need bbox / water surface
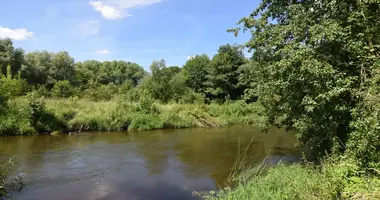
[0,125,298,200]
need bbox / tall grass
[0,157,24,199]
[43,98,263,133]
[1,97,263,135]
[201,154,380,200]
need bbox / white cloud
[187,56,195,60]
[0,26,34,40]
[78,20,100,35]
[96,49,111,54]
[89,0,163,20]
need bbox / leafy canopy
[231,0,380,160]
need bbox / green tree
[143,59,182,103]
[0,38,24,75]
[23,51,75,87]
[207,44,246,102]
[74,60,103,87]
[51,51,75,83]
[232,0,380,160]
[238,61,259,103]
[183,54,211,94]
[23,51,53,85]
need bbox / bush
[82,84,118,100]
[0,93,63,135]
[32,85,51,98]
[0,66,27,100]
[52,80,75,98]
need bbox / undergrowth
[40,98,263,133]
[201,155,380,200]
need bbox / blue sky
[0,0,259,69]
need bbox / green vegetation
[0,158,24,198]
[1,0,380,198]
[202,0,380,199]
[0,38,257,136]
[203,161,380,200]
[48,99,263,132]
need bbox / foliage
[237,61,259,103]
[183,54,211,94]
[23,51,75,87]
[203,164,337,200]
[142,59,184,103]
[0,38,24,75]
[206,44,247,101]
[348,62,380,169]
[82,83,119,101]
[0,93,63,135]
[231,0,380,160]
[0,65,26,100]
[42,99,262,134]
[0,157,24,198]
[0,38,255,104]
[52,80,75,98]
[75,60,146,87]
[204,154,380,200]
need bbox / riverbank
[0,96,264,136]
[202,157,380,200]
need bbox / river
[0,125,298,200]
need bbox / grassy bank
[0,96,264,135]
[46,98,264,132]
[202,157,380,200]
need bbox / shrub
[82,84,118,101]
[0,66,27,100]
[52,80,75,98]
[0,93,63,135]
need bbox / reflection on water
[0,125,298,200]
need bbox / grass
[0,95,264,135]
[201,156,380,200]
[43,98,264,133]
[202,164,336,200]
[0,157,24,198]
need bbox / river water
[0,125,298,200]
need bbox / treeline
[0,38,255,103]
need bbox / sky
[0,0,259,69]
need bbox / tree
[183,54,211,94]
[232,0,380,160]
[23,51,75,87]
[207,44,246,102]
[237,61,259,103]
[139,59,184,103]
[23,51,53,85]
[74,60,103,87]
[0,38,24,75]
[51,51,75,83]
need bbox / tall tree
[207,44,246,101]
[51,51,75,83]
[0,38,24,75]
[141,59,184,103]
[183,54,211,95]
[232,0,380,159]
[23,51,53,85]
[237,61,259,103]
